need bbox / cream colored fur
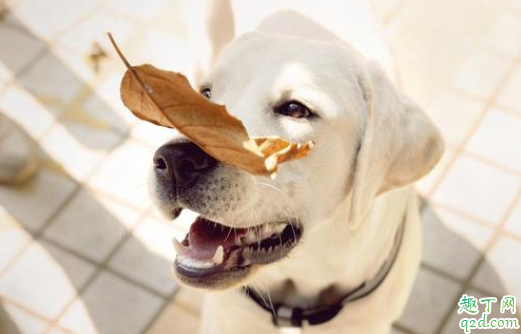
[172,1,444,333]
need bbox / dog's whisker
[262,280,276,316]
[250,282,276,316]
[255,181,284,194]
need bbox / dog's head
[149,12,443,290]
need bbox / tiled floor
[0,0,520,334]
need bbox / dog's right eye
[201,88,212,99]
[274,101,316,119]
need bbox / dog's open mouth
[172,213,302,287]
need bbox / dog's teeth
[172,238,184,254]
[275,224,286,233]
[245,233,256,243]
[212,245,224,265]
[261,225,273,238]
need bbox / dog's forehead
[211,32,367,122]
[214,32,351,81]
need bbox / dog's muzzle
[152,141,303,289]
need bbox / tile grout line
[37,234,173,299]
[0,180,82,280]
[451,87,521,122]
[3,2,179,332]
[37,209,151,334]
[0,121,118,282]
[429,201,511,230]
[0,120,153,329]
[424,48,521,200]
[419,261,517,300]
[458,150,521,178]
[34,135,162,333]
[431,47,521,334]
[0,0,150,284]
[2,3,520,334]
[435,185,521,334]
[0,2,128,143]
[136,290,181,334]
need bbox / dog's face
[149,32,443,289]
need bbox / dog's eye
[274,101,315,119]
[201,88,212,99]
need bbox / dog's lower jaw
[175,262,253,290]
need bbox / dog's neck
[249,186,414,308]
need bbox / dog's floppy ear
[190,0,235,82]
[348,61,444,229]
[205,0,235,62]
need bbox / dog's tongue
[184,218,247,260]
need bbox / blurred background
[0,0,520,333]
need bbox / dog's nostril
[180,159,195,171]
[154,157,167,170]
[153,142,217,187]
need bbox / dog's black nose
[153,142,217,188]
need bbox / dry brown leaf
[108,33,313,178]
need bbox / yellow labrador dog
[149,1,444,333]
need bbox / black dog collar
[243,215,406,328]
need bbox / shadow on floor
[0,9,130,149]
[0,303,21,334]
[0,7,175,334]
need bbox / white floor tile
[0,63,11,88]
[17,51,88,117]
[80,89,134,135]
[104,0,171,21]
[88,139,154,209]
[466,109,521,172]
[422,206,494,280]
[0,207,31,273]
[37,239,97,290]
[453,50,510,99]
[498,65,521,115]
[173,287,204,314]
[13,0,101,41]
[506,0,521,11]
[43,189,142,263]
[39,122,122,182]
[432,155,521,226]
[472,234,521,299]
[57,8,134,56]
[397,267,461,334]
[0,168,77,232]
[59,271,164,334]
[109,216,180,296]
[482,11,521,59]
[126,28,192,71]
[504,197,521,238]
[0,241,95,319]
[427,91,483,147]
[84,70,138,134]
[145,301,199,334]
[0,84,56,138]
